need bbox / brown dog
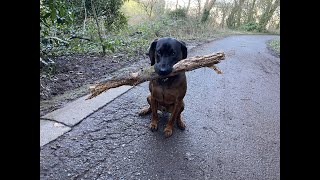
[139,37,188,137]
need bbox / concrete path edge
[40,85,133,147]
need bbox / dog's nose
[159,68,171,75]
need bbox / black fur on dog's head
[146,37,187,76]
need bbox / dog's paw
[164,127,173,137]
[150,122,158,131]
[177,119,186,130]
[138,106,151,116]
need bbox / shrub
[167,8,187,20]
[240,22,259,32]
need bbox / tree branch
[87,52,225,100]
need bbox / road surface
[40,35,280,180]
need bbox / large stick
[87,52,225,100]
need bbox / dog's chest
[152,84,178,104]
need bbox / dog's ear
[147,38,158,66]
[179,40,187,59]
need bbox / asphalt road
[40,35,280,180]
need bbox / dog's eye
[157,51,161,55]
[171,52,175,55]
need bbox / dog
[139,37,188,137]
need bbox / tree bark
[196,0,202,17]
[236,0,246,27]
[91,0,106,55]
[246,0,256,23]
[227,0,246,28]
[258,0,280,32]
[201,0,217,23]
[186,0,191,13]
[87,52,225,99]
[276,19,280,29]
[226,0,238,29]
[82,0,87,33]
[218,2,229,28]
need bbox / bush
[267,38,280,55]
[40,0,129,58]
[167,8,187,19]
[240,22,259,32]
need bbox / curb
[40,85,133,147]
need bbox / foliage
[40,0,75,60]
[40,0,280,64]
[65,0,127,30]
[40,0,129,59]
[167,8,187,19]
[239,22,259,31]
[40,0,75,30]
[267,38,280,55]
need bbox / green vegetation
[40,0,280,64]
[267,38,280,56]
[240,22,259,32]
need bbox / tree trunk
[226,0,238,29]
[201,0,217,23]
[246,0,256,23]
[236,0,245,27]
[82,0,87,33]
[196,0,202,17]
[218,2,229,28]
[276,20,280,29]
[186,0,191,13]
[204,0,209,8]
[258,0,280,32]
[91,0,105,55]
[227,0,246,28]
[220,9,227,28]
[87,52,226,99]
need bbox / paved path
[40,35,280,180]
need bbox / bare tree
[276,20,280,29]
[186,0,191,13]
[135,0,158,18]
[82,0,87,33]
[217,1,232,28]
[226,0,246,29]
[275,8,280,29]
[258,0,280,31]
[91,0,105,55]
[226,0,238,29]
[201,0,217,23]
[236,0,246,27]
[246,0,257,23]
[196,0,202,17]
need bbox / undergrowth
[267,38,280,56]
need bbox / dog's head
[147,37,187,76]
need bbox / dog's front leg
[150,96,158,131]
[164,100,183,137]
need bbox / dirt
[40,40,206,117]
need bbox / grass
[267,38,280,56]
